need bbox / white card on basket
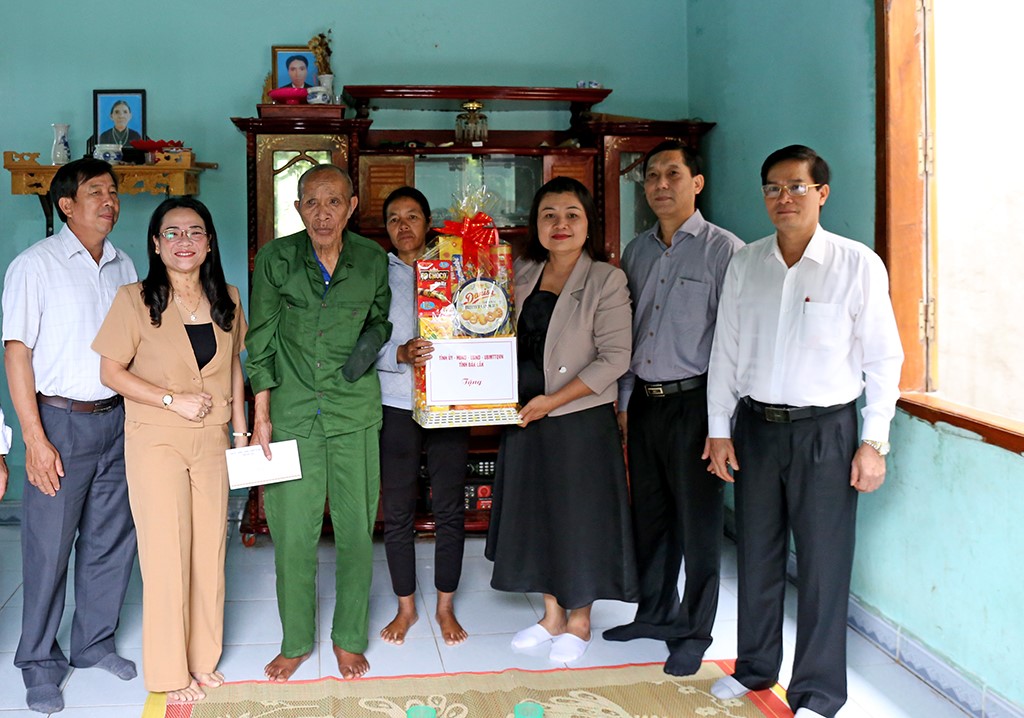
[226,439,302,489]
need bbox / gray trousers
[15,401,136,688]
[731,399,859,718]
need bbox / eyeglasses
[160,228,208,242]
[761,183,823,199]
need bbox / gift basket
[412,188,522,428]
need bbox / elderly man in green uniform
[246,163,391,681]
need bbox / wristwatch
[162,393,174,409]
[862,439,890,456]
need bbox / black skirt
[485,403,639,609]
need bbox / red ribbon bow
[439,212,499,261]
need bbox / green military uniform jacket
[246,229,392,438]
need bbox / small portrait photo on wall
[94,89,146,146]
[273,47,318,89]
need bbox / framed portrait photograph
[93,89,146,146]
[272,46,318,89]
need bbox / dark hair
[285,54,308,70]
[642,139,702,177]
[760,144,830,186]
[525,176,605,263]
[50,158,118,223]
[382,186,431,224]
[297,163,352,201]
[109,100,130,116]
[141,197,236,332]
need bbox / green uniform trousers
[263,417,381,657]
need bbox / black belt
[639,374,707,398]
[38,393,123,414]
[742,396,852,423]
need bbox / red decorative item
[268,87,308,105]
[129,140,184,152]
[438,212,499,275]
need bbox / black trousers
[15,402,137,688]
[732,399,859,718]
[379,406,470,596]
[626,384,722,655]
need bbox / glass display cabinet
[230,87,715,542]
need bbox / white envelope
[226,439,302,490]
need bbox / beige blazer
[514,254,632,417]
[92,283,247,427]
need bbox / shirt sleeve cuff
[708,414,733,439]
[376,344,405,374]
[617,373,635,410]
[860,415,892,444]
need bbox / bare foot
[436,610,468,645]
[539,594,568,637]
[191,670,225,688]
[380,595,418,645]
[166,679,205,703]
[333,645,370,679]
[264,652,311,682]
[566,605,593,641]
[436,592,467,646]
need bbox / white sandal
[511,623,555,650]
[549,633,590,662]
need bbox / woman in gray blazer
[486,177,638,664]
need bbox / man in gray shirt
[604,140,743,676]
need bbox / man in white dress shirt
[3,158,139,714]
[705,145,903,718]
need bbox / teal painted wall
[687,0,1024,706]
[0,0,690,500]
[686,0,876,246]
[860,412,1024,704]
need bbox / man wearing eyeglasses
[604,140,743,677]
[704,145,903,718]
[3,158,139,714]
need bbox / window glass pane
[933,4,1024,421]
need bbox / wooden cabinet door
[254,134,349,251]
[357,156,415,230]
[543,154,595,194]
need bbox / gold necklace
[173,291,201,322]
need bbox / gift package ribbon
[438,212,499,260]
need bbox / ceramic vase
[51,123,71,165]
[319,74,334,99]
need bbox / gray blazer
[514,254,632,417]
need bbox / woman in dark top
[93,197,247,703]
[486,177,637,664]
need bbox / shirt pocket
[668,278,712,329]
[798,301,849,350]
[277,293,314,345]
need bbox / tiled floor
[0,517,969,717]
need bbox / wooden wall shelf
[4,151,217,236]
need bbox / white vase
[51,123,71,165]
[319,74,334,98]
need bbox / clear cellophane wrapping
[412,195,521,428]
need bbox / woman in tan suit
[486,177,638,664]
[92,197,247,703]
